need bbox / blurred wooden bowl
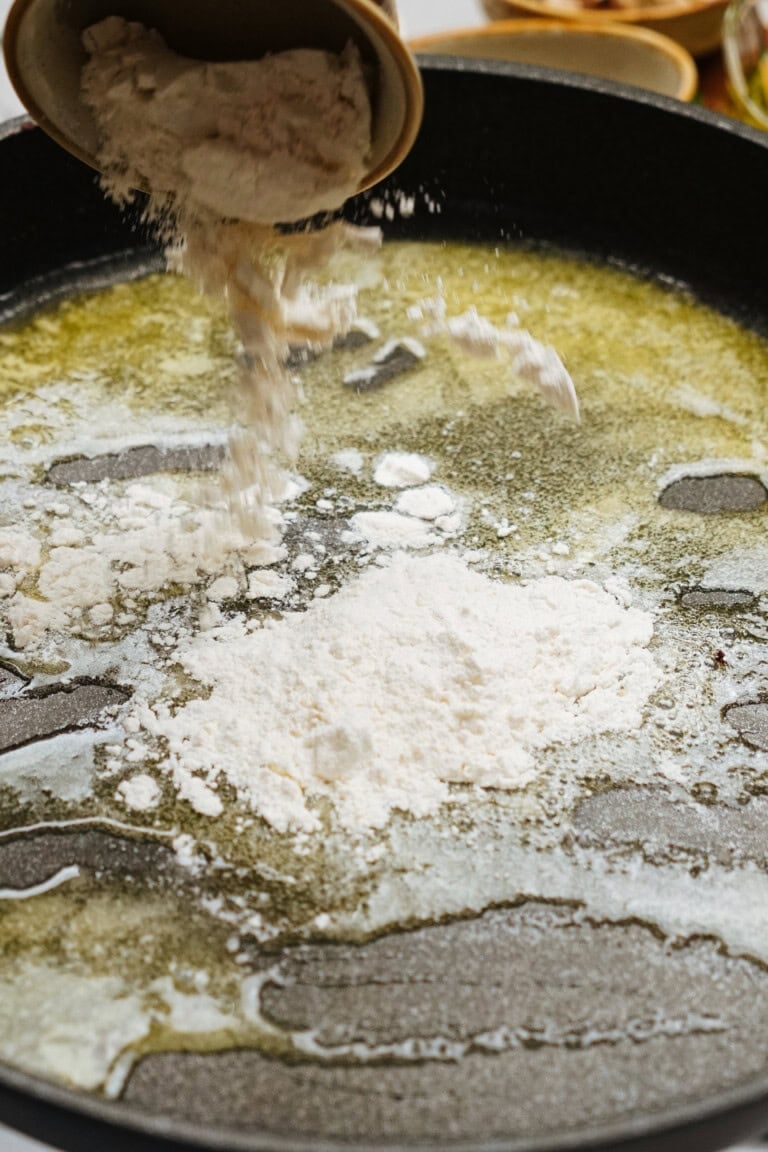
[411,20,698,100]
[480,0,727,56]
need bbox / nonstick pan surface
[0,60,768,1152]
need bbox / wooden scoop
[2,0,423,196]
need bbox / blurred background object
[482,0,728,56]
[410,19,698,98]
[723,0,768,124]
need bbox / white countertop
[0,0,763,1150]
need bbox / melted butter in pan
[0,242,766,1133]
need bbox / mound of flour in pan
[137,552,661,832]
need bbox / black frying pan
[1,59,768,1152]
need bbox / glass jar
[723,0,768,128]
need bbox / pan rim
[2,1045,768,1152]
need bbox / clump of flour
[373,451,434,488]
[116,774,160,811]
[80,17,379,533]
[5,478,289,649]
[411,295,580,420]
[136,552,661,833]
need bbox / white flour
[81,18,380,533]
[349,510,442,549]
[7,479,275,649]
[332,448,365,476]
[395,485,456,520]
[115,774,160,811]
[138,552,660,833]
[412,296,580,420]
[373,451,434,488]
